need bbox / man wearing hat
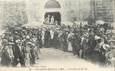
[12,34,25,67]
[25,42,36,65]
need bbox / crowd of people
[0,22,114,67]
[0,27,41,67]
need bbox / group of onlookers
[0,23,113,67]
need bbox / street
[0,48,114,71]
[32,48,114,71]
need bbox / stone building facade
[0,0,114,27]
[90,0,115,23]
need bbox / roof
[45,0,61,9]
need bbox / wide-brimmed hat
[26,42,35,46]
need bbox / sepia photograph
[0,0,114,71]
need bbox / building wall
[0,0,28,29]
[0,2,4,28]
[26,0,91,23]
[0,0,91,26]
[0,0,114,27]
[113,0,115,22]
[90,0,115,23]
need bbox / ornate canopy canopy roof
[45,0,61,9]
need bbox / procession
[0,17,114,67]
[0,0,114,69]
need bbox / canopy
[96,20,105,25]
[22,21,44,28]
[62,21,73,26]
[45,0,61,9]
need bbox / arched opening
[44,0,61,25]
[44,12,61,25]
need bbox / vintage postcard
[0,0,114,71]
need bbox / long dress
[1,46,12,66]
[67,33,74,52]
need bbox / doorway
[44,12,61,25]
[44,0,61,25]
